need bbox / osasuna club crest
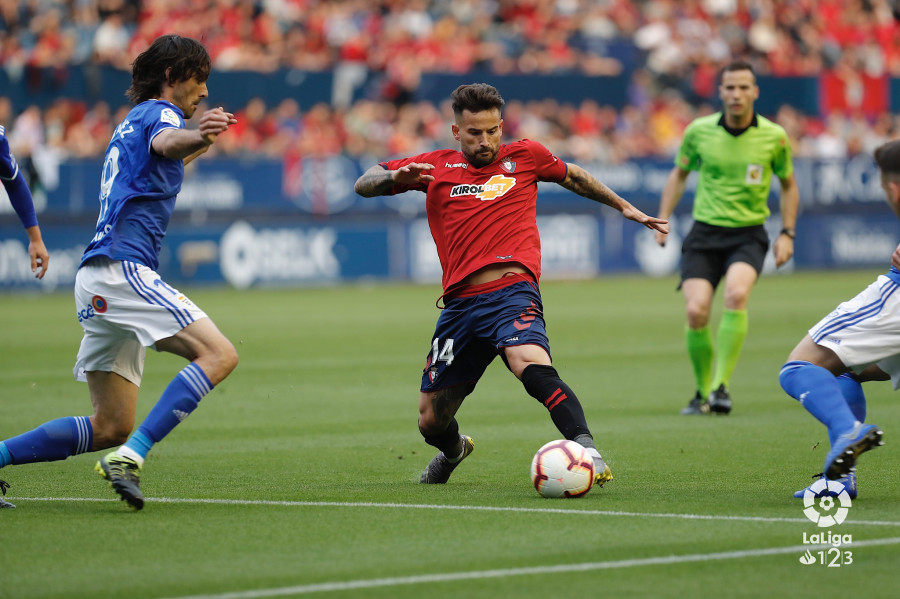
[501,158,516,173]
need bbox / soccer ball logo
[802,478,852,527]
[530,440,594,498]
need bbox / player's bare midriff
[461,262,530,286]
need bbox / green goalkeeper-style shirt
[674,112,793,228]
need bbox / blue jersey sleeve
[145,104,185,153]
[0,126,39,229]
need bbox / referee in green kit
[655,60,799,416]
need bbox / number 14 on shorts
[432,338,455,366]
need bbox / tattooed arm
[560,163,669,234]
[354,162,435,197]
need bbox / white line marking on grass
[15,496,900,527]
[158,537,900,599]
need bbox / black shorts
[679,222,769,289]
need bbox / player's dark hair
[720,60,756,83]
[451,83,505,116]
[126,35,211,104]
[874,139,900,177]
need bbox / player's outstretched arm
[1,134,49,278]
[892,243,900,271]
[560,163,668,234]
[154,107,237,164]
[354,163,434,197]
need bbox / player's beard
[465,146,498,168]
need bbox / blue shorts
[421,280,551,392]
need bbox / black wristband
[780,228,795,239]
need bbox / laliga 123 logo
[799,478,854,567]
[802,478,852,527]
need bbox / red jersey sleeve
[379,151,443,194]
[522,139,568,183]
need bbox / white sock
[116,446,145,467]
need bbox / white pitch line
[13,495,900,527]
[158,537,900,599]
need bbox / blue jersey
[0,124,18,179]
[80,100,187,270]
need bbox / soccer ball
[530,439,595,498]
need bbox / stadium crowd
[3,1,899,77]
[1,0,899,164]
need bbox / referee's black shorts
[679,221,769,289]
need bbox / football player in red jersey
[355,83,668,486]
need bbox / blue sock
[780,361,858,445]
[0,416,93,466]
[836,372,866,422]
[0,442,12,468]
[124,363,212,459]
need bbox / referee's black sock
[520,364,591,440]
[420,417,463,458]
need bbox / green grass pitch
[1,270,898,598]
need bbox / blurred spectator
[813,114,850,159]
[8,105,54,197]
[266,97,303,157]
[65,100,113,158]
[328,2,374,109]
[216,96,277,155]
[92,10,131,68]
[28,8,72,69]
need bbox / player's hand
[621,204,668,234]
[892,242,900,271]
[29,239,49,279]
[198,107,237,145]
[393,163,435,185]
[654,229,668,246]
[773,235,794,267]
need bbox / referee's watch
[780,228,796,239]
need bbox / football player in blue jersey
[0,35,238,510]
[779,140,900,500]
[0,124,49,280]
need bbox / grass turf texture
[1,271,898,598]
